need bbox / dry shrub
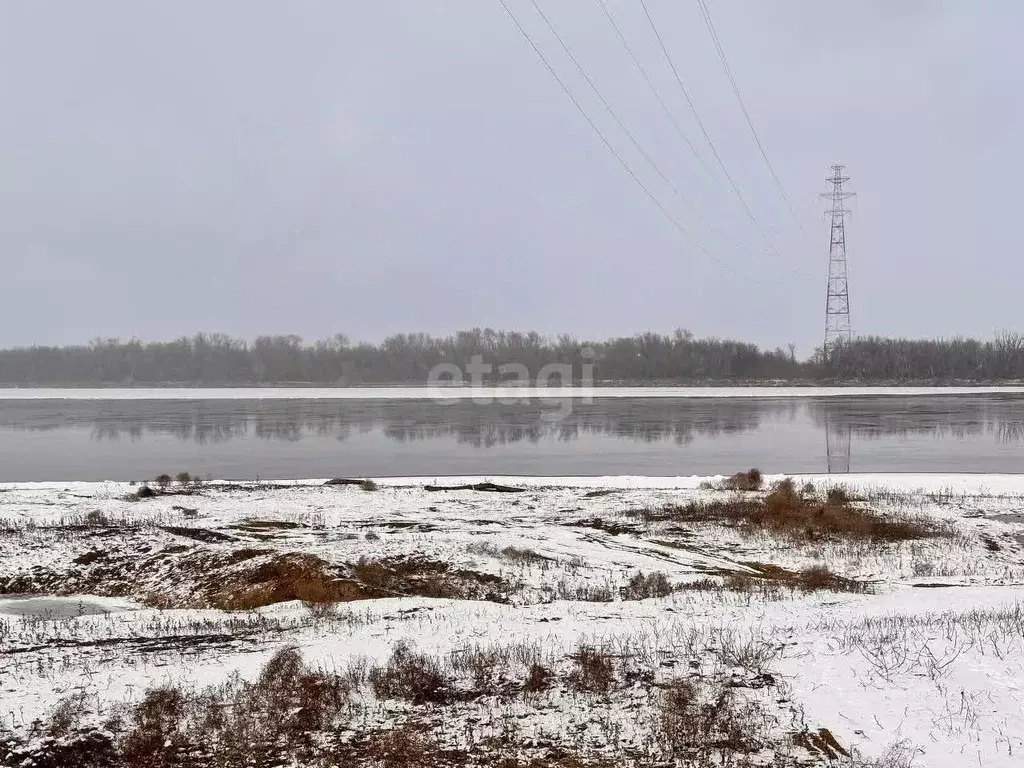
[369,640,451,705]
[553,579,614,602]
[568,646,614,693]
[722,468,763,491]
[175,471,192,485]
[119,687,189,767]
[0,729,117,768]
[523,662,553,694]
[132,485,158,500]
[336,725,450,768]
[216,647,348,759]
[673,577,727,593]
[450,645,502,691]
[658,679,764,762]
[648,477,946,543]
[622,571,672,600]
[47,694,88,738]
[826,486,852,505]
[5,650,350,768]
[119,647,348,767]
[499,545,549,565]
[85,509,110,527]
[154,474,172,489]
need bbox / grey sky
[1,1,1021,354]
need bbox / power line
[636,0,787,262]
[496,0,745,277]
[694,0,807,233]
[595,0,713,179]
[526,0,743,253]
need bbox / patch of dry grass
[721,468,764,492]
[351,556,507,601]
[675,562,868,595]
[209,553,360,610]
[568,645,615,694]
[369,640,452,705]
[658,678,766,761]
[468,542,551,566]
[639,478,948,543]
[621,571,672,600]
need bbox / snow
[2,474,1024,765]
[3,385,1024,400]
[6,472,1024,495]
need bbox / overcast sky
[1,1,1021,354]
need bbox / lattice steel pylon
[821,165,855,359]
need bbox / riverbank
[2,474,1023,766]
[4,384,1024,399]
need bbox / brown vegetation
[0,648,349,768]
[324,477,378,491]
[85,509,110,527]
[727,563,868,594]
[568,645,615,694]
[638,478,947,543]
[209,553,360,611]
[621,571,672,600]
[369,640,452,705]
[675,562,867,596]
[14,540,511,611]
[351,555,506,602]
[657,679,765,762]
[0,637,861,768]
[523,662,553,694]
[720,468,763,492]
[468,542,551,566]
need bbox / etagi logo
[425,352,597,421]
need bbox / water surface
[0,595,137,618]
[1,394,1023,481]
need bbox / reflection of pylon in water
[825,415,851,474]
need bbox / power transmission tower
[821,165,855,358]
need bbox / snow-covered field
[2,474,1023,766]
[4,385,1024,400]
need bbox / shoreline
[4,472,1024,493]
[4,384,1024,400]
[2,473,1023,766]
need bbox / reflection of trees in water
[3,395,1022,449]
[806,396,1024,444]
[91,425,144,442]
[319,399,792,448]
[0,398,794,447]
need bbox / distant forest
[1,330,1024,385]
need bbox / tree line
[0,330,1022,385]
